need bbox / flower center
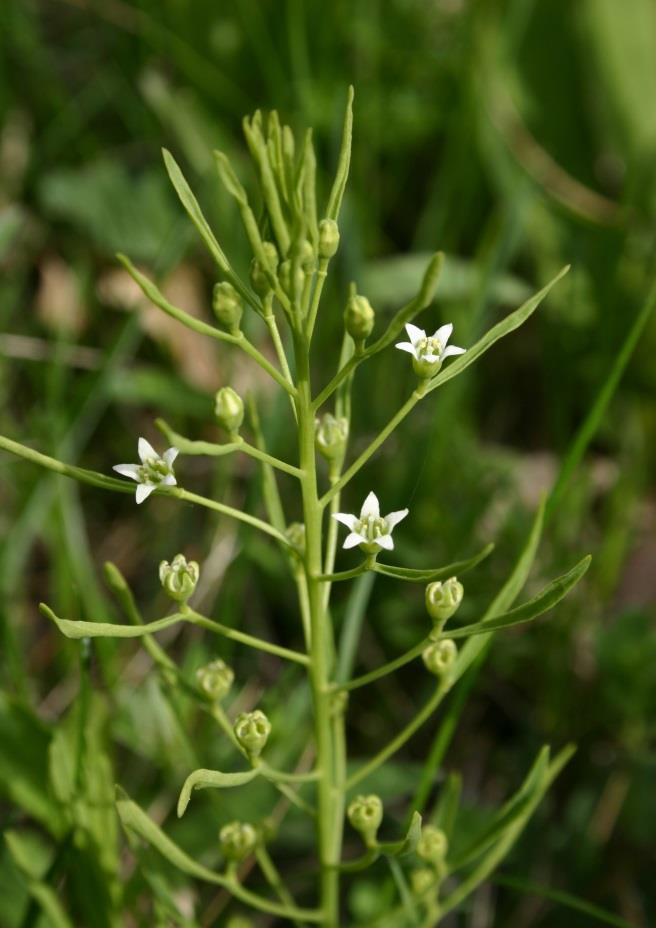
[417,336,442,359]
[138,457,171,484]
[356,515,388,541]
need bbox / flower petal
[135,483,156,504]
[377,534,394,551]
[343,532,366,549]
[405,323,425,346]
[138,437,158,463]
[395,342,418,357]
[164,447,179,466]
[385,508,409,530]
[422,352,440,363]
[162,475,177,486]
[441,344,466,359]
[360,491,380,520]
[433,323,453,346]
[113,464,141,482]
[332,512,359,530]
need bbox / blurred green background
[0,0,655,925]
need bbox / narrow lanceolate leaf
[326,85,355,221]
[162,149,231,273]
[440,745,576,916]
[451,499,546,683]
[368,252,444,355]
[427,265,570,394]
[116,790,322,922]
[177,768,260,817]
[446,556,591,640]
[375,542,494,582]
[40,603,185,640]
[448,748,550,872]
[382,811,423,858]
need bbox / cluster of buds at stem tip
[396,323,466,380]
[212,282,243,334]
[416,825,448,879]
[250,241,279,296]
[318,218,340,258]
[113,438,178,504]
[159,553,199,603]
[215,387,244,439]
[422,639,457,678]
[219,821,258,863]
[344,288,375,350]
[347,794,383,847]
[315,413,348,461]
[333,491,408,553]
[196,658,234,702]
[425,577,463,631]
[234,709,271,759]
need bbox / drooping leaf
[177,767,261,817]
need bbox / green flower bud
[212,282,243,334]
[234,709,271,758]
[293,238,315,270]
[422,639,457,677]
[279,259,304,299]
[250,241,279,296]
[344,292,375,345]
[159,554,199,602]
[416,825,448,865]
[215,386,244,437]
[226,918,254,928]
[315,413,348,461]
[318,218,340,258]
[196,658,234,702]
[347,794,383,847]
[410,866,438,896]
[425,577,463,628]
[285,522,306,555]
[219,821,257,862]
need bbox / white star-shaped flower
[113,437,179,504]
[395,323,465,378]
[332,491,408,553]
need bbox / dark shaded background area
[0,1,655,926]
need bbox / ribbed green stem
[294,331,341,926]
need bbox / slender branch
[173,487,289,545]
[335,638,428,693]
[319,389,424,508]
[306,260,329,340]
[184,607,309,665]
[0,434,132,494]
[314,562,371,583]
[156,419,303,478]
[256,844,308,928]
[259,762,322,784]
[118,254,296,396]
[346,681,449,789]
[312,354,359,411]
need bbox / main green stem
[295,331,343,926]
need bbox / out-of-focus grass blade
[336,572,375,684]
[546,273,656,521]
[494,873,639,928]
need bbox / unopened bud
[196,658,234,702]
[318,218,340,258]
[315,413,348,461]
[159,554,199,602]
[279,259,304,300]
[344,292,375,345]
[347,794,383,847]
[219,821,257,862]
[285,522,306,555]
[425,577,463,627]
[410,867,438,896]
[215,387,244,437]
[422,639,457,677]
[212,282,243,334]
[250,241,278,296]
[234,709,271,758]
[416,825,448,865]
[293,238,315,270]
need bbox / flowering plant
[0,89,588,926]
